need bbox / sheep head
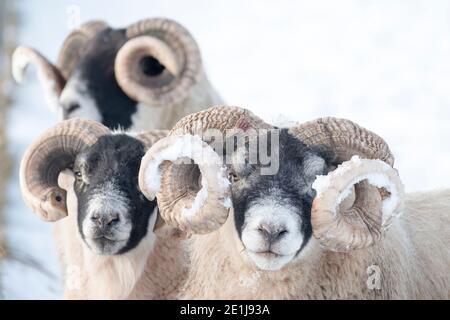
[138,106,272,235]
[138,106,404,270]
[20,118,167,255]
[12,18,218,130]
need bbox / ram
[12,18,221,130]
[139,106,450,299]
[19,119,187,299]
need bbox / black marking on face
[230,129,328,254]
[71,28,137,130]
[73,134,156,254]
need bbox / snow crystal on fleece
[218,166,233,209]
[183,175,208,217]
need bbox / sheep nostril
[257,225,288,242]
[257,226,269,237]
[90,214,120,227]
[107,214,120,226]
[276,229,288,238]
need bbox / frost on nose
[84,181,130,233]
[81,181,133,255]
[88,182,128,212]
[242,200,304,257]
[91,212,120,229]
[257,223,288,245]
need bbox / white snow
[312,156,403,227]
[1,53,62,299]
[182,176,208,217]
[2,0,450,298]
[143,134,229,217]
[144,134,207,199]
[218,166,233,209]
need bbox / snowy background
[2,0,450,299]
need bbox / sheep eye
[75,171,82,179]
[67,103,80,114]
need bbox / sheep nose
[91,213,120,229]
[257,224,288,244]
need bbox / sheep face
[60,28,135,129]
[230,130,327,270]
[139,107,404,276]
[14,18,216,131]
[71,134,156,255]
[60,28,168,129]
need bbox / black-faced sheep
[19,118,186,299]
[12,18,222,130]
[138,106,450,299]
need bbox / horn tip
[11,46,30,83]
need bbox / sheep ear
[152,209,166,232]
[57,169,77,219]
[57,169,75,191]
[302,153,327,197]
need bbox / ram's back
[400,189,450,298]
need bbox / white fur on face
[75,207,159,299]
[241,199,304,271]
[82,181,132,255]
[59,72,102,122]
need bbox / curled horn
[12,46,65,110]
[12,20,108,112]
[57,20,109,79]
[115,18,202,107]
[20,119,110,221]
[138,106,272,235]
[290,118,404,252]
[311,156,404,252]
[136,130,169,149]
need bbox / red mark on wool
[236,119,251,132]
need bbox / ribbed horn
[12,46,65,111]
[57,20,109,79]
[139,106,272,235]
[290,118,401,251]
[289,117,394,165]
[115,18,202,107]
[20,118,110,221]
[311,156,404,252]
[136,130,169,149]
